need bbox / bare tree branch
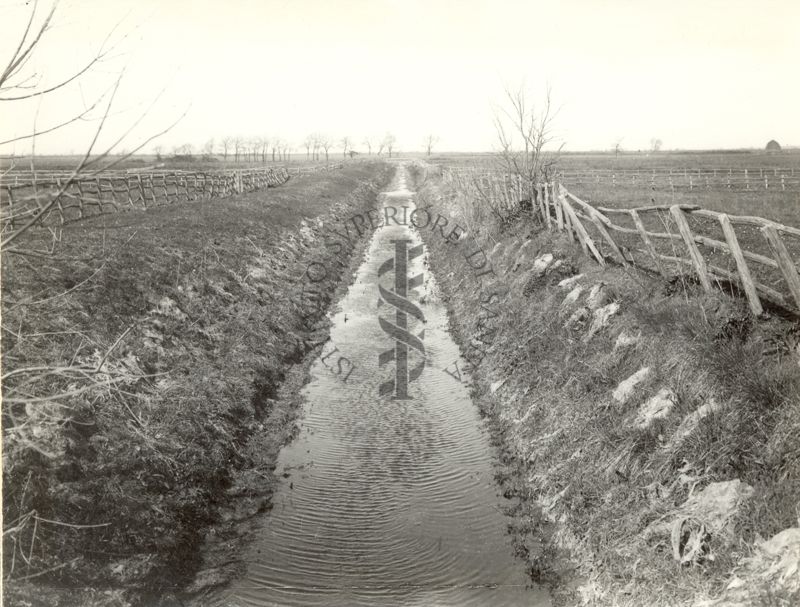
[0,93,104,145]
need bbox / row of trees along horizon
[154,134,441,162]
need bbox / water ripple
[212,169,550,607]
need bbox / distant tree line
[153,132,441,162]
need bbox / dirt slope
[2,162,392,606]
[411,164,800,607]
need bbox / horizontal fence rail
[444,165,800,192]
[0,163,344,235]
[442,167,800,317]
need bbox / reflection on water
[214,168,550,607]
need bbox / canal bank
[408,162,800,607]
[205,166,551,606]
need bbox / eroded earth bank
[2,163,391,606]
[202,166,551,607]
[409,162,800,607]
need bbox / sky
[1,0,799,156]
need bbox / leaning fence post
[561,196,605,265]
[670,205,712,291]
[719,214,763,315]
[554,183,564,230]
[561,195,576,242]
[542,183,553,230]
[588,209,627,265]
[762,225,800,311]
[629,209,666,277]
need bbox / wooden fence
[0,164,350,233]
[444,166,800,192]
[442,167,800,317]
[561,167,800,192]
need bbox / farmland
[430,150,800,221]
[429,150,800,318]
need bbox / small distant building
[766,139,782,152]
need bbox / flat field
[0,154,345,176]
[429,151,800,312]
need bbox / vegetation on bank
[412,164,800,606]
[2,163,392,606]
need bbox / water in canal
[215,166,550,607]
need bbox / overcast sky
[1,0,798,155]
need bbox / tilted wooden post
[537,184,550,229]
[630,209,666,277]
[670,205,712,291]
[589,211,627,265]
[719,214,763,315]
[561,196,605,266]
[542,183,552,230]
[561,195,576,242]
[762,225,800,311]
[554,183,564,230]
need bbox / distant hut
[766,139,782,153]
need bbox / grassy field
[0,154,354,176]
[1,162,392,605]
[428,151,800,314]
[430,149,800,170]
[428,150,800,229]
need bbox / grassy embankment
[2,162,392,606]
[411,163,800,606]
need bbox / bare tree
[303,135,314,159]
[493,85,562,189]
[1,2,184,249]
[175,143,194,157]
[382,133,396,158]
[248,137,260,162]
[319,136,332,162]
[202,138,215,158]
[650,137,663,153]
[341,136,351,158]
[258,137,269,163]
[271,138,282,162]
[1,2,187,579]
[613,138,623,157]
[232,137,243,162]
[220,136,233,161]
[423,134,439,156]
[312,134,321,161]
[362,136,373,155]
[153,145,163,160]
